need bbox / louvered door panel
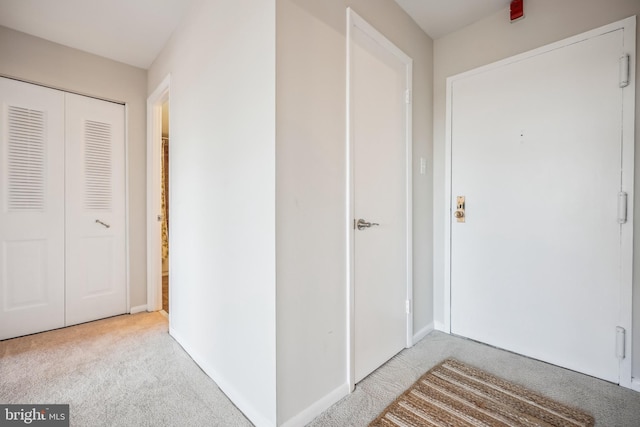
[65,93,126,326]
[7,106,46,212]
[84,120,112,211]
[0,78,65,340]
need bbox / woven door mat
[370,358,594,427]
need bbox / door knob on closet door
[95,219,111,228]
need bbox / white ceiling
[0,0,511,69]
[0,0,194,69]
[394,0,511,39]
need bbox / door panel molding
[346,7,413,390]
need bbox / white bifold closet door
[0,78,126,340]
[0,78,66,339]
[65,93,126,326]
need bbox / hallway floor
[1,313,638,426]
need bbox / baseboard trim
[631,378,640,392]
[169,327,274,427]
[412,322,434,343]
[434,321,448,332]
[130,305,148,314]
[279,382,349,427]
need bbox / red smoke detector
[510,0,524,22]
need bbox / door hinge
[618,192,628,224]
[616,326,626,359]
[405,299,411,314]
[619,54,630,88]
[405,89,412,104]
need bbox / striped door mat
[370,358,594,427]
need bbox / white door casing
[445,17,635,386]
[65,93,127,326]
[347,8,413,386]
[0,78,65,340]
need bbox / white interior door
[350,11,412,384]
[0,78,65,340]
[65,93,126,326]
[449,25,633,383]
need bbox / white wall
[433,0,640,378]
[147,0,277,425]
[0,26,148,309]
[275,0,433,424]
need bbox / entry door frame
[146,74,171,313]
[346,7,413,391]
[443,16,635,388]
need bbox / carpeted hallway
[1,312,638,426]
[0,313,250,426]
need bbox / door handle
[454,196,465,223]
[356,218,380,230]
[95,219,111,228]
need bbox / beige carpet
[2,314,639,426]
[370,359,594,427]
[0,312,251,426]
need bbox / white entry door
[65,93,126,326]
[0,79,65,340]
[449,22,634,383]
[349,10,412,383]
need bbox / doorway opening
[161,103,169,313]
[147,75,171,314]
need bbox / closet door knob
[95,219,110,228]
